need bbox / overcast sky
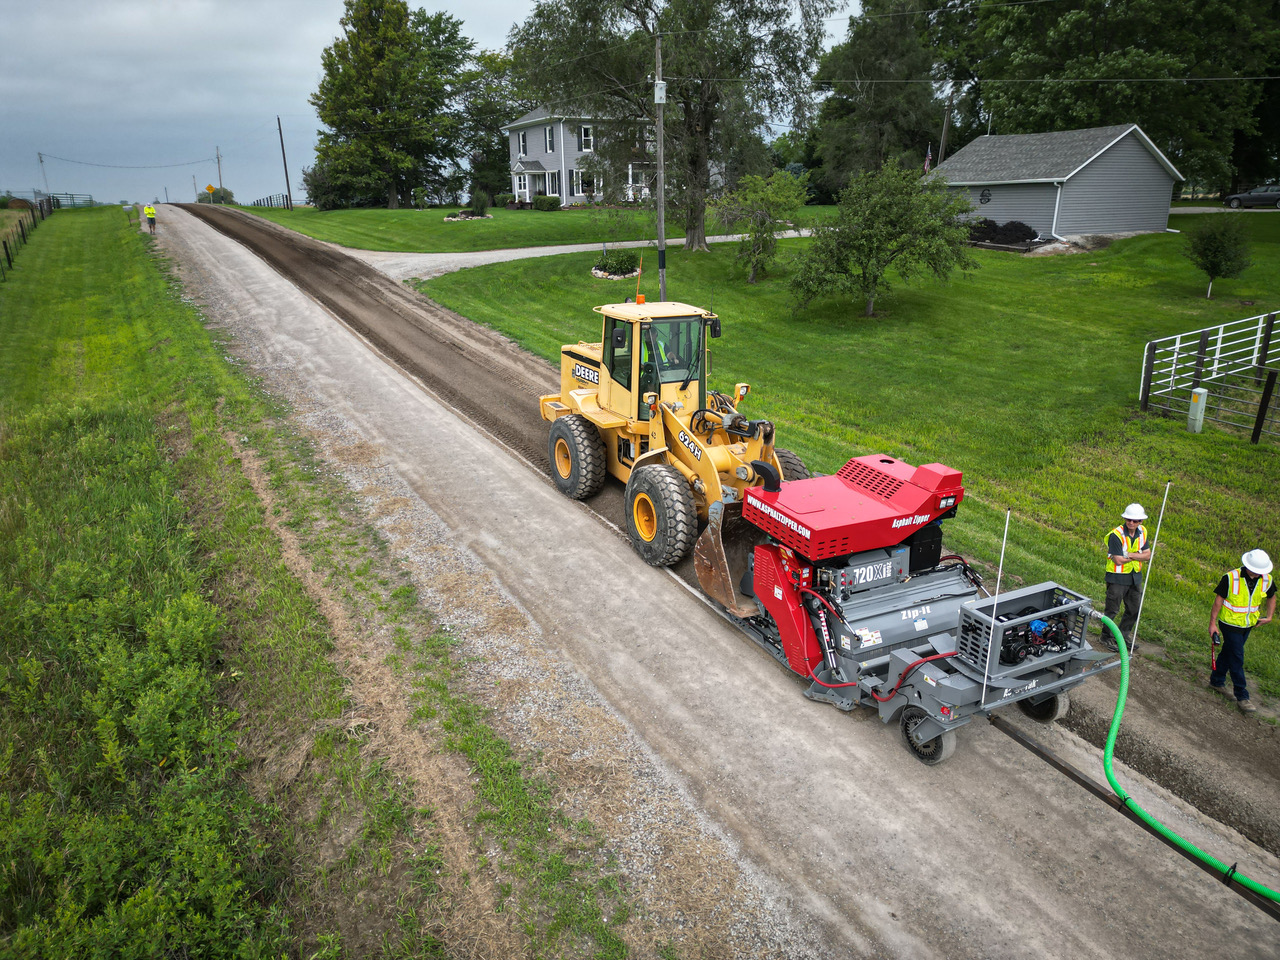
[0,0,543,204]
[2,1,853,206]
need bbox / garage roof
[932,123,1183,186]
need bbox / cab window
[604,318,632,390]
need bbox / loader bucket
[694,500,766,619]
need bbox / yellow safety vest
[144,206,155,218]
[1220,568,1273,628]
[1105,524,1146,574]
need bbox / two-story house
[500,106,654,205]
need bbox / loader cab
[598,302,718,422]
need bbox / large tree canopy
[310,0,473,209]
[812,0,942,193]
[927,0,1279,187]
[509,0,841,251]
[459,50,538,200]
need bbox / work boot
[1238,699,1257,713]
[1208,683,1231,698]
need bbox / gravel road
[162,203,1280,958]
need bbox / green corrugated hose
[1098,613,1280,902]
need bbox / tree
[509,0,839,252]
[812,0,942,193]
[1184,217,1252,299]
[195,187,234,204]
[709,170,810,283]
[459,50,537,199]
[310,0,473,209]
[791,161,975,317]
[927,0,1279,186]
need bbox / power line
[672,74,1280,85]
[38,153,216,169]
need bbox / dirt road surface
[163,203,1280,958]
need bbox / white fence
[1140,312,1279,443]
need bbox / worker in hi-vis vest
[143,204,156,235]
[1103,503,1151,651]
[1209,549,1275,713]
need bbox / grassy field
[0,207,638,956]
[236,201,839,253]
[419,213,1280,697]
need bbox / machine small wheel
[899,706,957,765]
[1016,693,1069,724]
[775,448,810,481]
[548,415,607,500]
[624,464,697,566]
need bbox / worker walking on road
[144,203,156,235]
[1209,549,1275,713]
[1103,503,1151,652]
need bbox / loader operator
[1103,503,1151,652]
[1209,549,1274,713]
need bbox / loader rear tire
[625,464,697,566]
[775,448,810,481]
[549,415,607,500]
[899,706,957,765]
[1016,693,1069,724]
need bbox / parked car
[1224,185,1280,209]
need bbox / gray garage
[932,123,1183,239]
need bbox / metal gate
[1140,312,1279,444]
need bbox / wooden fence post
[1140,341,1156,411]
[1253,370,1278,444]
[2,239,11,268]
[1190,331,1210,389]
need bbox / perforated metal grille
[836,459,905,501]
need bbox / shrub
[1184,216,1252,298]
[594,250,639,275]
[495,193,515,208]
[470,190,491,217]
[968,219,1036,244]
[533,195,561,212]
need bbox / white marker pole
[1130,480,1172,650]
[980,508,1012,709]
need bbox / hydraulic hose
[1098,613,1280,903]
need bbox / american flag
[924,143,932,173]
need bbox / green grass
[419,213,1280,696]
[237,201,840,253]
[237,203,684,252]
[0,204,649,957]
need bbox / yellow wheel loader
[539,299,809,614]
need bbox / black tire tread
[625,463,698,566]
[549,415,607,500]
[775,447,810,481]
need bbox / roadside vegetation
[419,213,1280,697]
[0,207,640,956]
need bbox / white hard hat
[1121,503,1147,521]
[1242,549,1273,575]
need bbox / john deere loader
[539,299,807,614]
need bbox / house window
[517,131,527,156]
[571,170,594,197]
[545,125,555,153]
[579,125,593,152]
[547,171,560,196]
[515,174,527,197]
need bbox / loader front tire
[775,448,810,481]
[549,415,607,500]
[625,464,697,566]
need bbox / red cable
[796,587,956,698]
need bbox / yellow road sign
[206,184,215,194]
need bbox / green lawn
[419,214,1280,696]
[236,201,840,253]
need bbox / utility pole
[655,34,667,302]
[38,153,49,193]
[277,116,294,211]
[938,91,955,163]
[193,175,198,201]
[215,146,223,200]
[164,187,169,203]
